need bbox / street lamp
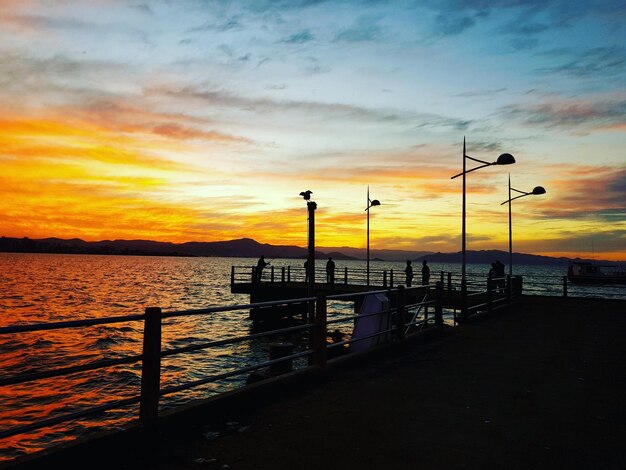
[365,186,381,286]
[451,138,515,316]
[300,190,317,296]
[501,175,546,277]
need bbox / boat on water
[567,260,626,285]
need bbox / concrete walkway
[9,296,626,469]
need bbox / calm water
[0,253,623,460]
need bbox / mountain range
[0,236,620,266]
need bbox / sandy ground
[7,296,626,469]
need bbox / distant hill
[319,246,432,261]
[417,250,607,267]
[0,236,620,265]
[0,236,356,260]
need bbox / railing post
[231,266,235,286]
[313,294,327,367]
[440,270,444,283]
[390,269,394,288]
[344,266,348,285]
[435,281,444,329]
[563,276,568,297]
[447,272,452,305]
[281,266,285,287]
[383,270,387,288]
[395,285,406,341]
[271,265,275,283]
[251,267,256,284]
[487,278,493,313]
[287,265,291,282]
[140,306,162,428]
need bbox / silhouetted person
[495,260,506,291]
[421,260,430,286]
[255,255,269,282]
[326,257,335,286]
[404,260,414,287]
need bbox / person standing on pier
[421,260,430,286]
[326,257,336,287]
[255,255,269,283]
[404,260,414,287]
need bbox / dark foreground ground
[8,296,626,469]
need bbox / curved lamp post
[451,138,515,316]
[365,186,381,286]
[501,176,546,277]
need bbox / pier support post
[344,267,348,285]
[313,294,327,367]
[140,307,162,428]
[390,269,394,288]
[435,281,444,329]
[563,276,568,297]
[269,343,293,375]
[383,270,387,288]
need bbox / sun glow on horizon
[0,1,624,260]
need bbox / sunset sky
[1,0,624,260]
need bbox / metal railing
[0,284,448,450]
[231,265,398,287]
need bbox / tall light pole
[365,186,381,286]
[300,190,316,296]
[451,138,515,318]
[501,176,545,277]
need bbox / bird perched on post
[299,190,313,201]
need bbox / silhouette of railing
[0,285,447,452]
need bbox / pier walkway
[8,295,626,469]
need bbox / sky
[0,0,624,260]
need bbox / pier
[5,295,625,469]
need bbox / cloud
[499,97,626,133]
[280,30,315,44]
[539,46,626,80]
[535,166,626,222]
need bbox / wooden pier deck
[10,295,625,470]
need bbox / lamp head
[496,153,515,165]
[370,199,381,207]
[532,186,546,195]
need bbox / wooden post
[395,285,406,341]
[435,281,444,329]
[390,269,394,288]
[383,270,387,287]
[140,307,162,427]
[440,270,444,283]
[269,343,293,375]
[231,266,235,286]
[487,278,493,313]
[287,265,291,282]
[270,265,275,283]
[313,294,327,367]
[344,266,348,285]
[563,276,568,297]
[251,267,256,283]
[447,272,452,305]
[281,267,285,287]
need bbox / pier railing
[232,264,399,287]
[0,283,455,455]
[7,265,617,460]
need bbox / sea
[0,252,624,460]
